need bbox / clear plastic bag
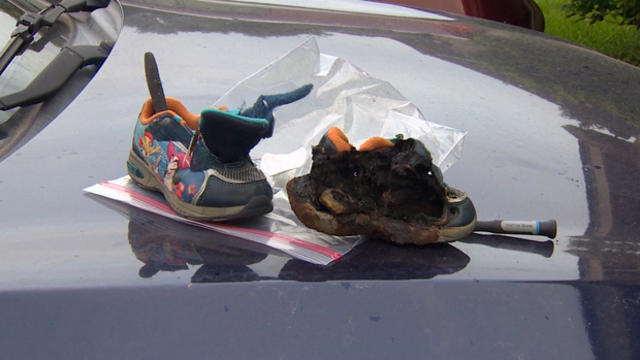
[215,37,466,179]
[213,37,466,259]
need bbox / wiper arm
[0,0,110,77]
[0,42,112,110]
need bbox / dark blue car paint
[0,1,639,358]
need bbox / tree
[564,0,640,29]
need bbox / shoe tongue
[144,52,168,113]
[199,109,270,162]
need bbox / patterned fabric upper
[132,112,266,205]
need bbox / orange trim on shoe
[139,97,201,129]
[359,136,394,151]
[139,98,160,125]
[166,97,200,129]
[327,127,352,153]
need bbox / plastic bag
[213,37,466,256]
[85,177,352,265]
[215,37,466,180]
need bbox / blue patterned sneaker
[126,52,312,221]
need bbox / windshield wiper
[0,0,110,77]
[0,42,112,110]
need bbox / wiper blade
[0,42,112,110]
[0,0,110,77]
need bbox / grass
[535,0,640,66]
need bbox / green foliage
[536,0,640,66]
[563,0,640,28]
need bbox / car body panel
[376,0,545,31]
[0,0,639,358]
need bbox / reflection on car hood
[0,0,123,161]
[2,1,638,286]
[0,1,639,358]
[232,0,454,20]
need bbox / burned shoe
[286,127,476,244]
[127,52,312,221]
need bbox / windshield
[0,1,52,97]
[0,0,122,162]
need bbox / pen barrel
[474,220,557,239]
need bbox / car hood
[0,1,639,358]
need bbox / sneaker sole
[439,210,477,242]
[287,175,476,244]
[126,149,273,221]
